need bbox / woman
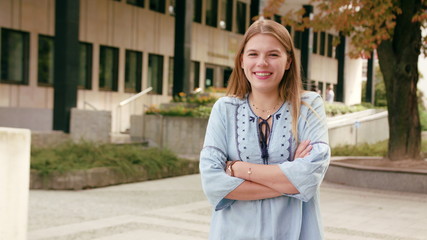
[200,19,330,239]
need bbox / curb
[30,161,200,190]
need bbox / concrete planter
[325,157,427,194]
[30,161,199,190]
[142,115,208,156]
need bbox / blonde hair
[226,19,303,142]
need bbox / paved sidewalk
[28,174,427,240]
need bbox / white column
[0,127,31,240]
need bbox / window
[168,0,175,16]
[192,61,200,88]
[320,32,326,56]
[205,67,214,88]
[126,0,144,7]
[194,0,202,23]
[223,67,232,87]
[294,31,302,49]
[125,50,142,93]
[168,57,174,96]
[285,25,292,35]
[99,46,119,91]
[274,14,281,24]
[0,28,29,84]
[220,0,233,31]
[38,35,54,86]
[327,34,334,58]
[206,0,218,27]
[148,54,163,94]
[236,1,247,34]
[150,0,165,13]
[249,0,258,24]
[79,42,92,89]
[313,32,318,54]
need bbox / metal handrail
[119,87,153,107]
[116,87,153,133]
[84,101,98,110]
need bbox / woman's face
[241,33,291,95]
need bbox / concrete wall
[0,107,52,131]
[0,127,31,240]
[140,110,389,156]
[328,110,389,148]
[143,115,208,156]
[70,108,112,143]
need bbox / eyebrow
[245,49,283,53]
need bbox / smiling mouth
[254,72,272,76]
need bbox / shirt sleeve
[199,99,244,210]
[279,93,331,202]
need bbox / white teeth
[255,72,271,76]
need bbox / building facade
[0,0,362,133]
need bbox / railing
[116,87,152,133]
[119,87,153,107]
[83,101,98,110]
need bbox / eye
[269,53,280,57]
[248,52,257,56]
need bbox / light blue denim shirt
[200,91,330,240]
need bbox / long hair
[226,19,303,142]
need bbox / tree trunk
[376,0,422,161]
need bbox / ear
[285,58,292,70]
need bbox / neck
[249,91,281,107]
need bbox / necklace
[251,102,282,114]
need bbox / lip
[253,71,273,80]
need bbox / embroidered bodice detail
[235,99,293,164]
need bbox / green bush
[332,140,387,157]
[332,139,427,156]
[146,105,213,118]
[325,103,368,116]
[31,141,183,177]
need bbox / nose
[256,56,268,66]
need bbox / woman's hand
[294,140,312,160]
[225,160,240,176]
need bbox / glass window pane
[294,31,302,49]
[150,0,165,13]
[99,46,119,91]
[274,14,281,24]
[320,32,326,56]
[1,29,29,84]
[148,54,163,94]
[192,61,200,88]
[168,0,175,16]
[327,34,334,58]
[205,67,214,88]
[79,42,92,89]
[236,2,246,34]
[206,0,218,27]
[220,0,232,31]
[126,0,144,7]
[193,0,202,23]
[313,32,318,54]
[125,50,142,93]
[38,35,54,86]
[168,57,173,96]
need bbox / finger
[295,140,309,155]
[300,144,313,157]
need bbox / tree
[266,0,427,161]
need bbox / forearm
[224,180,282,200]
[233,162,299,194]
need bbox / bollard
[0,127,31,240]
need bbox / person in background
[326,85,335,103]
[199,19,330,239]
